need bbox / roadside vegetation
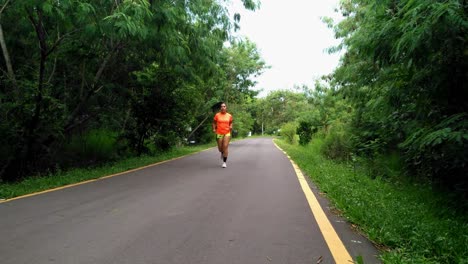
[275,137,468,263]
[0,0,265,183]
[1,1,466,262]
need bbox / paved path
[0,137,380,264]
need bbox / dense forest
[0,0,266,182]
[1,0,467,196]
[328,0,467,193]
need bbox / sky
[228,0,344,97]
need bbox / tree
[259,90,311,134]
[220,38,267,104]
[329,0,467,190]
[0,0,264,181]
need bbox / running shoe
[222,162,227,168]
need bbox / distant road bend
[0,137,380,264]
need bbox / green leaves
[329,0,467,188]
[241,0,259,11]
[0,0,265,180]
[297,121,314,146]
[400,114,467,178]
[104,0,152,39]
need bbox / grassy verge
[0,143,213,200]
[275,138,468,263]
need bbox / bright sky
[229,0,344,97]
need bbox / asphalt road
[0,137,380,264]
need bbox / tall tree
[258,90,311,134]
[329,0,467,188]
[0,0,263,181]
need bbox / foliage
[400,113,468,190]
[228,103,255,138]
[296,120,314,146]
[60,129,120,167]
[220,39,267,104]
[256,90,311,134]
[321,121,353,161]
[127,62,200,155]
[279,122,297,144]
[275,138,468,263]
[292,82,355,159]
[329,0,468,189]
[0,0,265,182]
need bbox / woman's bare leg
[216,138,224,153]
[222,136,231,158]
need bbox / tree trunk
[0,0,16,88]
[0,21,17,91]
[15,8,48,177]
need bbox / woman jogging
[212,102,233,168]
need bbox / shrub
[60,129,120,167]
[297,121,316,146]
[153,131,178,151]
[321,121,352,161]
[280,122,297,144]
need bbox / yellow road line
[274,142,353,263]
[0,155,189,204]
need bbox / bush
[280,122,297,144]
[297,121,316,146]
[321,121,352,161]
[153,131,178,151]
[353,152,405,180]
[60,129,120,167]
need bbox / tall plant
[330,0,467,188]
[0,0,263,181]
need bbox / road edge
[273,141,354,263]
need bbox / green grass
[62,128,120,162]
[275,138,468,264]
[0,143,214,200]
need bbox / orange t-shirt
[214,112,233,134]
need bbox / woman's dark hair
[211,101,225,112]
